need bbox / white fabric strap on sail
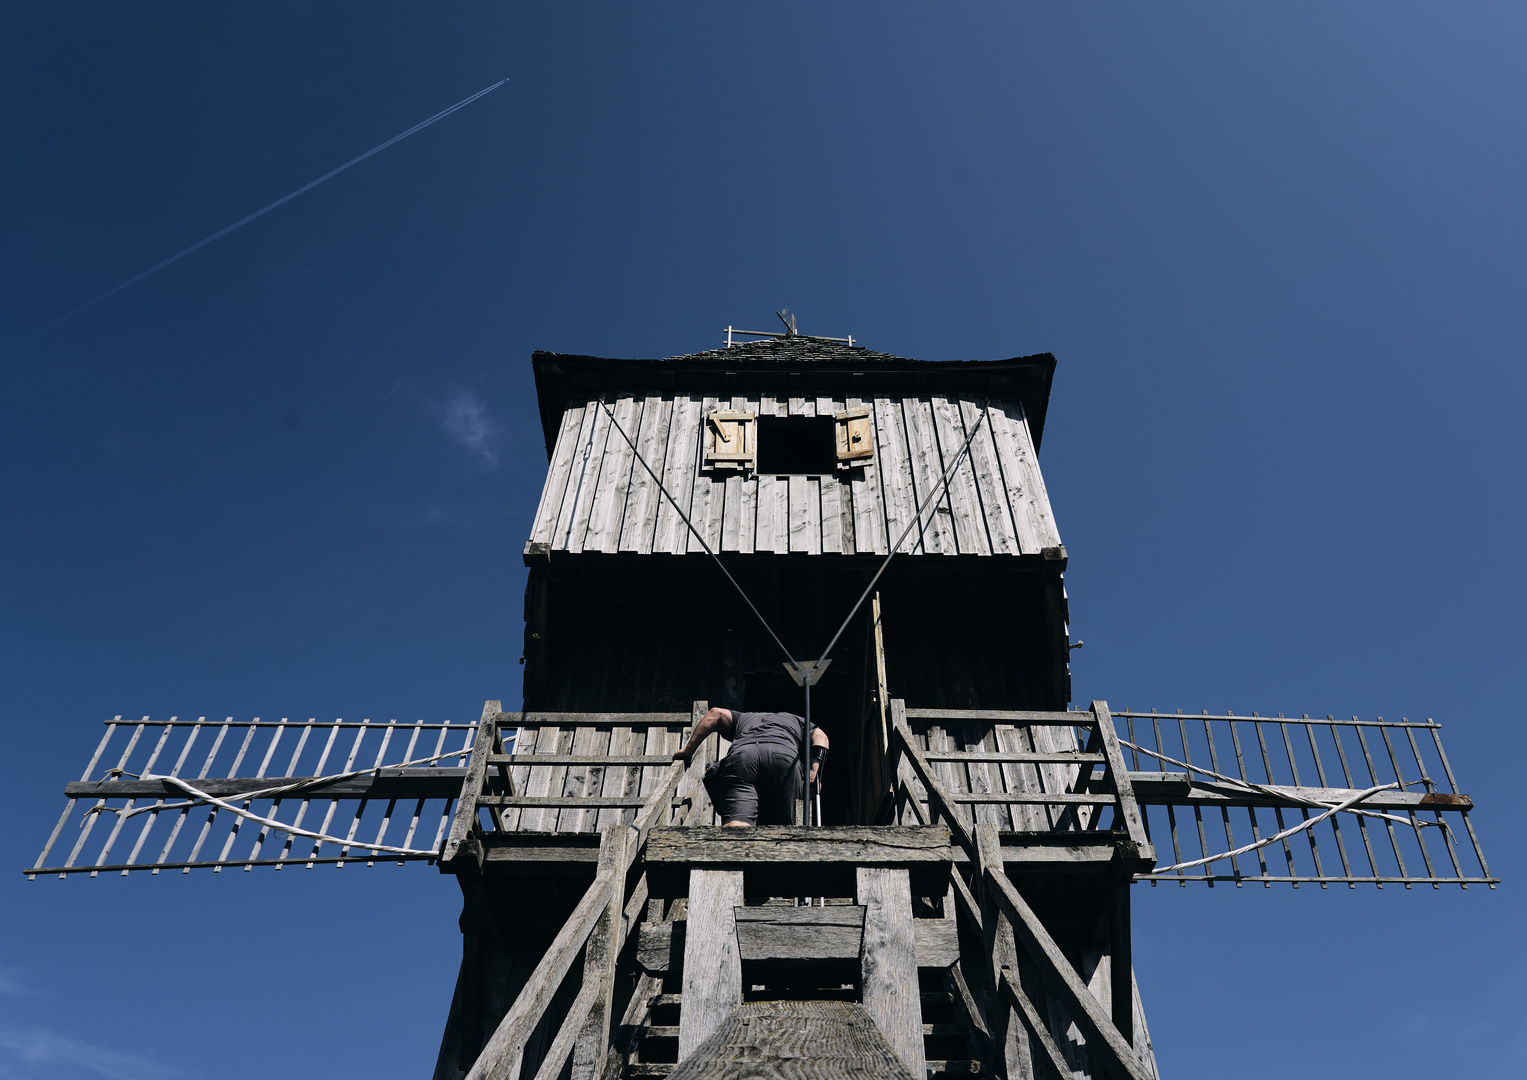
[1152,781,1400,873]
[82,742,476,846]
[1119,737,1438,830]
[94,773,444,857]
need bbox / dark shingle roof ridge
[662,336,915,363]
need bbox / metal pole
[803,679,814,827]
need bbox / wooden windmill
[28,325,1495,1080]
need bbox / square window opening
[756,415,836,475]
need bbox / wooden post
[975,824,1033,1080]
[873,592,890,766]
[442,700,500,871]
[570,824,631,1080]
[678,868,743,1061]
[1109,878,1133,1047]
[522,558,549,703]
[857,866,925,1077]
[1090,700,1143,1047]
[1040,548,1068,710]
[1090,701,1152,859]
[456,876,484,1071]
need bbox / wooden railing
[888,698,1155,1080]
[461,703,716,1080]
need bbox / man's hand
[672,748,692,765]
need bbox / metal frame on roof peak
[723,324,855,348]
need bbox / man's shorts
[704,742,801,825]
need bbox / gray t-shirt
[729,711,806,757]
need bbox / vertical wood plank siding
[528,395,1058,557]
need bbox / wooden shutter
[834,406,874,464]
[704,410,755,469]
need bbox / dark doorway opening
[756,415,835,475]
[742,669,855,824]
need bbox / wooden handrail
[442,701,501,868]
[979,840,1151,1080]
[998,967,1076,1079]
[891,702,971,861]
[887,699,1149,1080]
[1089,701,1153,857]
[464,702,713,1080]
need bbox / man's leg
[715,748,760,826]
[755,747,802,827]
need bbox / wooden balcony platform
[642,825,953,898]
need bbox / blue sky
[2,4,1523,1078]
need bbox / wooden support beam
[455,877,483,1072]
[858,866,925,1078]
[679,868,743,1061]
[499,711,691,727]
[1040,551,1069,710]
[975,826,1031,1080]
[466,720,701,1080]
[1091,702,1153,861]
[922,750,1105,765]
[64,767,470,799]
[482,754,675,766]
[1109,879,1133,1047]
[734,904,863,961]
[636,913,960,973]
[570,825,630,1080]
[903,708,1088,726]
[891,714,976,856]
[1128,773,1474,811]
[442,701,500,873]
[976,824,1152,1080]
[476,795,675,808]
[998,967,1078,1080]
[642,824,952,899]
[461,872,608,1080]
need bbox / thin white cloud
[441,387,499,467]
[0,1026,174,1080]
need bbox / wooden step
[641,1025,680,1040]
[623,1065,672,1078]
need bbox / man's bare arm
[673,707,733,764]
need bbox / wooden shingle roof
[662,336,917,364]
[530,344,1057,458]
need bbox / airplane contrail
[8,78,508,350]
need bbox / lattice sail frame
[888,703,1491,890]
[1117,710,1493,889]
[29,705,1493,890]
[28,715,480,878]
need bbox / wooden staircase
[613,910,989,1080]
[438,700,1161,1080]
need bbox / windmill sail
[28,713,480,877]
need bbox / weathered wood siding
[528,395,1060,557]
[898,718,1084,832]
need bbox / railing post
[975,823,1032,1080]
[570,824,631,1080]
[1091,701,1152,858]
[981,851,1152,1080]
[1091,700,1150,1047]
[442,700,500,873]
